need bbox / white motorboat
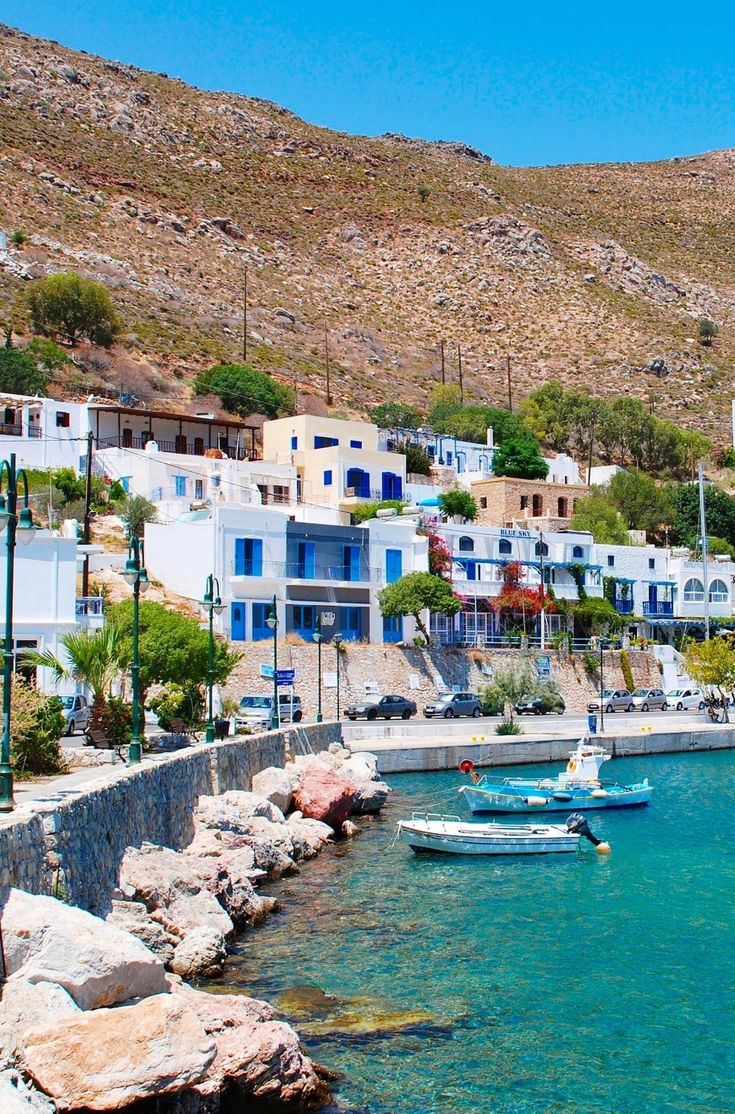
[397,812,610,856]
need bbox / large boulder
[0,889,167,1010]
[350,780,391,814]
[20,993,215,1112]
[0,978,80,1060]
[105,900,175,965]
[171,927,226,979]
[286,814,334,859]
[172,983,330,1110]
[293,768,357,829]
[251,767,294,814]
[196,791,286,829]
[0,1070,55,1114]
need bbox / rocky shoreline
[0,745,390,1112]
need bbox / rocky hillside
[2,23,735,438]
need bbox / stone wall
[0,721,340,916]
[470,475,590,527]
[225,643,661,718]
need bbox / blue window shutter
[298,541,316,579]
[323,470,332,486]
[234,538,246,575]
[466,561,477,581]
[386,549,402,583]
[344,545,360,581]
[175,475,186,497]
[350,439,363,449]
[395,475,403,499]
[251,538,263,577]
[121,477,130,494]
[291,436,298,450]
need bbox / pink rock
[293,768,357,830]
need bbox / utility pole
[324,322,332,406]
[81,430,93,598]
[242,265,248,363]
[587,417,597,486]
[457,343,464,404]
[538,531,546,651]
[506,349,513,413]
[698,461,710,641]
[439,338,446,384]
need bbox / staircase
[651,645,690,693]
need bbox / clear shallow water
[220,751,735,1113]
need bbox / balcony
[229,560,381,595]
[642,601,674,617]
[96,435,260,461]
[76,597,105,628]
[613,598,634,615]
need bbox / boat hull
[460,783,653,813]
[398,818,580,855]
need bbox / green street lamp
[599,639,605,735]
[201,574,224,744]
[121,535,149,765]
[333,637,344,719]
[313,614,323,723]
[0,453,36,812]
[265,595,279,731]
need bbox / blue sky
[3,1,734,166]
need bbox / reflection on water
[212,750,735,1113]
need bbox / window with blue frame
[386,548,402,583]
[343,545,361,581]
[174,475,186,497]
[251,602,271,641]
[120,477,131,495]
[295,541,316,579]
[234,538,263,576]
[339,607,362,640]
[346,467,370,497]
[350,439,363,449]
[464,560,477,580]
[194,479,204,500]
[499,539,512,555]
[290,435,298,450]
[381,471,403,500]
[383,614,402,643]
[314,435,338,449]
[323,469,333,486]
[292,605,315,634]
[572,545,584,559]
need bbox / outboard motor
[565,813,611,854]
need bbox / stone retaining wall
[0,721,341,915]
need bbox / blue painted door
[386,548,402,583]
[648,585,658,614]
[346,468,370,497]
[231,603,246,641]
[251,602,271,641]
[339,607,362,641]
[383,614,402,643]
[296,541,315,579]
[235,538,263,576]
[381,472,403,500]
[343,545,360,581]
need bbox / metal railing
[96,435,260,461]
[614,599,634,614]
[230,560,380,583]
[642,601,674,617]
[76,597,105,618]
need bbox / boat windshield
[240,696,271,709]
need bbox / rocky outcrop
[293,767,357,828]
[252,765,295,813]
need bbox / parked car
[236,693,303,730]
[515,693,566,715]
[344,694,417,721]
[60,694,92,736]
[630,687,668,712]
[588,689,634,714]
[665,687,705,711]
[424,692,482,719]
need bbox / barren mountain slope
[1,23,735,437]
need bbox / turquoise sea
[221,751,735,1113]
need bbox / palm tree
[23,625,129,732]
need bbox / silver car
[588,689,634,714]
[630,687,668,711]
[61,694,92,736]
[424,692,482,719]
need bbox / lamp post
[334,637,344,719]
[0,453,36,812]
[202,574,224,744]
[313,614,323,723]
[121,535,149,765]
[599,639,605,735]
[265,595,279,731]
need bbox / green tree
[121,495,157,539]
[572,597,623,638]
[396,442,432,476]
[480,661,540,726]
[26,272,122,346]
[109,600,241,694]
[52,467,86,505]
[570,491,630,544]
[0,348,49,395]
[378,571,461,645]
[0,677,65,775]
[25,337,70,373]
[194,363,294,418]
[417,185,431,202]
[445,405,534,446]
[670,483,735,549]
[697,318,718,347]
[438,489,477,521]
[492,437,548,480]
[607,470,675,537]
[427,384,464,432]
[684,637,735,719]
[367,402,423,428]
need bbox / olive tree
[378,572,461,645]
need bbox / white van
[236,693,303,730]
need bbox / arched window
[683,578,704,603]
[572,545,584,560]
[709,579,728,603]
[458,536,474,553]
[535,541,549,557]
[498,539,512,555]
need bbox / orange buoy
[459,759,475,775]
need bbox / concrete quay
[345,722,735,774]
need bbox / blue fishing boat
[458,736,653,813]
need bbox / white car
[665,688,705,711]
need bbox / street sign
[260,664,274,678]
[276,669,295,686]
[320,611,336,625]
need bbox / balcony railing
[614,599,634,614]
[76,597,105,618]
[642,601,674,617]
[96,435,260,461]
[230,560,381,584]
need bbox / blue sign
[260,664,274,678]
[276,669,295,686]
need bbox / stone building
[470,476,590,531]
